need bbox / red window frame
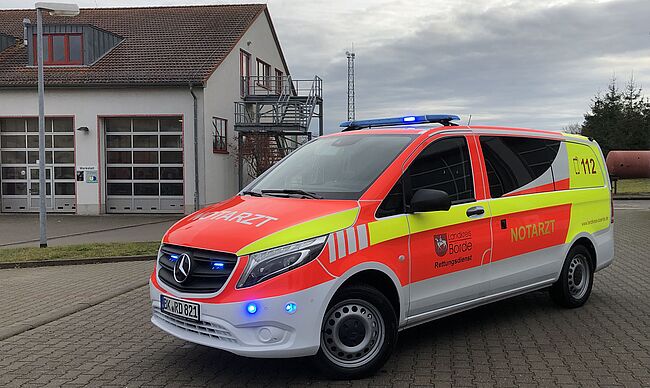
[212,117,228,154]
[256,59,271,89]
[275,68,284,94]
[240,50,251,97]
[33,33,83,65]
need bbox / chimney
[22,18,31,46]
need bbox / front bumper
[149,280,334,358]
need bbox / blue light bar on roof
[340,114,460,131]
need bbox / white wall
[202,10,290,205]
[0,87,203,215]
[0,10,291,214]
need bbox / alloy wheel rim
[568,254,589,299]
[321,299,385,368]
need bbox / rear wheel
[314,284,397,379]
[550,245,594,308]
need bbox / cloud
[270,0,650,132]
[2,0,649,132]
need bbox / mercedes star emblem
[173,253,192,283]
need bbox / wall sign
[77,166,98,183]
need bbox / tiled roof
[0,4,266,87]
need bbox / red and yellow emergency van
[150,115,614,379]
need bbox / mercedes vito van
[150,114,614,379]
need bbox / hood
[164,196,360,256]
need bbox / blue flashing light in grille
[211,262,225,270]
[169,254,180,262]
[246,302,258,315]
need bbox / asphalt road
[0,208,649,387]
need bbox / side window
[376,136,474,218]
[408,136,474,204]
[376,178,404,218]
[480,136,560,198]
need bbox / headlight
[237,235,328,288]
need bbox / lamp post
[34,2,79,248]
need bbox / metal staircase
[234,75,323,133]
[234,75,324,188]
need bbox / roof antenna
[467,114,472,126]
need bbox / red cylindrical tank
[606,151,650,178]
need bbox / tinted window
[480,136,560,198]
[376,178,404,218]
[407,137,474,204]
[249,134,415,200]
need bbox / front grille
[153,308,238,343]
[158,244,238,294]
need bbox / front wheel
[550,245,594,308]
[313,284,397,379]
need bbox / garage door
[0,117,76,213]
[105,117,184,213]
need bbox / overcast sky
[3,0,649,133]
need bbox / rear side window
[480,136,560,198]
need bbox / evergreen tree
[581,77,650,155]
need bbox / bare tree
[562,122,583,134]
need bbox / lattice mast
[346,50,356,121]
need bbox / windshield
[247,134,416,200]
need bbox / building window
[240,50,251,96]
[275,68,284,94]
[33,34,83,65]
[256,59,271,89]
[212,117,228,153]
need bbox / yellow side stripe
[236,207,359,256]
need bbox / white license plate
[160,295,200,321]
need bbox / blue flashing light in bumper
[246,302,258,315]
[285,302,297,314]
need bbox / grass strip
[0,241,159,263]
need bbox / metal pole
[189,84,200,212]
[37,8,47,248]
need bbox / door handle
[466,206,485,218]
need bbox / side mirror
[409,189,451,213]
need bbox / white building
[0,4,293,215]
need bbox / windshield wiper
[261,189,323,199]
[240,190,263,197]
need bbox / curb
[613,196,650,200]
[0,281,148,341]
[0,255,155,270]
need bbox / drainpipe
[189,83,200,212]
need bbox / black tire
[550,245,594,308]
[313,284,398,380]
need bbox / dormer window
[33,33,83,65]
[25,24,123,67]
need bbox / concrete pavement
[0,214,182,248]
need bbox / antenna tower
[346,49,356,121]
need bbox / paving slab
[0,260,154,340]
[0,210,648,386]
